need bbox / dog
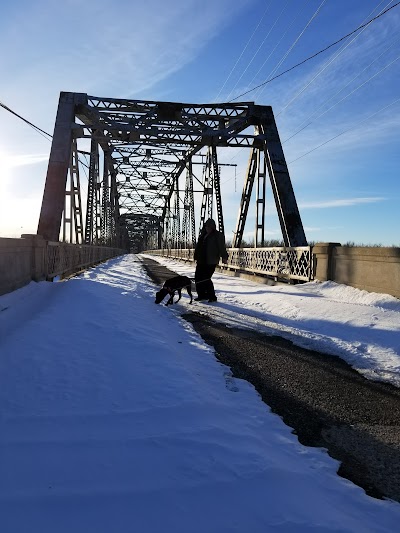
[155,276,193,306]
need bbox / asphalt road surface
[141,256,400,503]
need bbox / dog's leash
[192,277,213,285]
[162,277,212,292]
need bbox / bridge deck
[141,256,400,503]
[1,254,400,531]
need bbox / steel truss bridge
[37,92,310,280]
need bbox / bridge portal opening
[37,92,307,252]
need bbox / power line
[0,100,93,184]
[214,1,273,102]
[229,1,400,103]
[226,0,291,102]
[0,100,53,140]
[253,0,326,101]
[288,97,400,164]
[283,36,400,144]
[275,0,394,117]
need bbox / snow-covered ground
[0,253,399,533]
[145,254,400,388]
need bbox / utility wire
[229,1,400,102]
[283,35,400,143]
[0,99,93,186]
[220,0,326,173]
[222,0,397,171]
[0,100,53,140]
[226,0,291,102]
[222,48,399,184]
[214,1,273,102]
[254,0,327,101]
[288,97,400,164]
[276,0,394,117]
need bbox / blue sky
[0,0,399,245]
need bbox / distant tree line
[226,239,286,248]
[225,239,399,248]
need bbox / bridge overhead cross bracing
[37,92,307,251]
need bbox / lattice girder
[38,92,306,250]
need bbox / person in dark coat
[193,218,228,302]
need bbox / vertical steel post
[255,148,266,247]
[101,154,109,244]
[182,162,190,248]
[84,139,99,244]
[182,158,197,249]
[172,176,180,249]
[233,147,258,248]
[199,148,214,233]
[260,108,306,247]
[109,168,119,247]
[71,141,84,244]
[37,92,84,241]
[211,146,225,236]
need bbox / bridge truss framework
[37,92,307,251]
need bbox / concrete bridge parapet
[312,243,342,282]
[0,235,125,296]
[1,238,399,299]
[313,243,400,299]
[0,234,46,296]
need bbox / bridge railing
[47,241,125,279]
[0,234,126,296]
[143,246,313,282]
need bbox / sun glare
[0,150,10,200]
[0,151,26,237]
[0,151,46,237]
[0,149,10,175]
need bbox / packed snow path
[142,256,400,502]
[1,254,400,533]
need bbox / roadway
[141,256,400,503]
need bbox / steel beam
[38,93,307,251]
[255,149,266,247]
[37,92,86,241]
[233,148,258,248]
[211,146,225,236]
[259,108,307,247]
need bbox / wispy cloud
[0,0,398,245]
[299,197,385,209]
[218,3,400,181]
[1,0,254,115]
[261,7,400,153]
[2,154,49,168]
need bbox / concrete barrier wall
[0,235,125,296]
[0,236,46,296]
[2,238,399,299]
[147,244,400,299]
[312,243,400,299]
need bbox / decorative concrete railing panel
[0,234,125,296]
[144,244,400,299]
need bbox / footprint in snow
[224,374,239,392]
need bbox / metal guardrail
[143,246,313,282]
[47,242,125,278]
